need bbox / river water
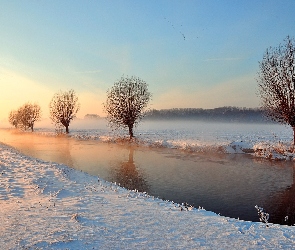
[1,128,295,225]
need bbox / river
[0,128,295,225]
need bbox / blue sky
[1,0,295,119]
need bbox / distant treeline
[84,114,101,120]
[144,107,270,123]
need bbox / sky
[1,0,295,121]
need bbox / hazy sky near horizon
[1,0,295,121]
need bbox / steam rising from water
[1,118,293,158]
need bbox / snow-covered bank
[1,143,295,249]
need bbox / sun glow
[0,66,108,125]
[0,67,54,122]
[78,91,106,118]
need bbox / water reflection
[267,165,295,225]
[3,130,74,167]
[48,135,74,167]
[109,147,150,193]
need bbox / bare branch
[8,103,42,132]
[257,36,295,144]
[104,76,152,139]
[49,90,80,134]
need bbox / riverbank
[0,143,295,249]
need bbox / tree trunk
[128,124,134,139]
[66,125,69,134]
[293,127,295,148]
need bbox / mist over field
[1,106,273,129]
[1,106,293,161]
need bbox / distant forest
[143,107,271,123]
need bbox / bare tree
[19,103,41,131]
[104,76,151,139]
[8,110,18,128]
[8,103,41,131]
[257,36,295,145]
[49,89,80,134]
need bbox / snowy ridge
[1,143,295,249]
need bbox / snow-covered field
[1,142,295,249]
[33,119,295,160]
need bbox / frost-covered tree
[8,110,18,128]
[257,36,295,145]
[49,89,80,134]
[9,103,41,131]
[19,103,42,132]
[104,76,151,139]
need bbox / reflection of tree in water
[110,147,149,193]
[267,164,295,225]
[54,135,74,168]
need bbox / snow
[2,120,295,248]
[1,141,295,249]
[35,120,295,160]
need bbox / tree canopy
[257,36,295,144]
[8,103,41,132]
[49,89,80,134]
[104,76,151,139]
